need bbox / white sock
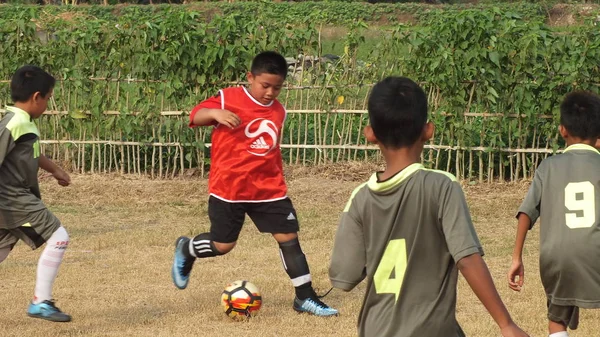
[549,332,569,337]
[0,247,10,263]
[188,239,197,258]
[33,227,69,304]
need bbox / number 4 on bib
[374,239,408,303]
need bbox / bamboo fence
[0,77,565,182]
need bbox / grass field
[1,164,600,337]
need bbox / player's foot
[171,236,195,289]
[293,296,338,317]
[27,300,71,322]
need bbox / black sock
[295,283,314,300]
[278,237,313,300]
[189,233,223,258]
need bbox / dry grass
[1,170,599,337]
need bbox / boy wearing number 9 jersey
[508,91,600,337]
[328,77,528,337]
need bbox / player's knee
[51,226,69,249]
[273,232,298,243]
[213,241,235,255]
[56,226,69,241]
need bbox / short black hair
[367,76,428,148]
[10,65,56,103]
[251,51,288,79]
[560,91,600,140]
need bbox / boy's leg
[171,196,245,290]
[274,233,312,297]
[548,330,568,337]
[11,209,71,322]
[33,226,69,303]
[547,301,579,336]
[275,234,337,316]
[248,198,338,317]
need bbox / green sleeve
[329,192,367,291]
[517,164,543,228]
[0,126,15,168]
[439,180,484,263]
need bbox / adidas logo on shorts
[250,137,270,149]
[287,212,296,220]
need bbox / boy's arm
[189,93,240,128]
[39,155,70,186]
[439,180,528,335]
[458,254,527,336]
[507,213,530,291]
[329,187,367,291]
[191,107,240,128]
[507,167,542,291]
[595,138,600,150]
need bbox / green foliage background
[0,2,599,180]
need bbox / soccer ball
[221,280,262,320]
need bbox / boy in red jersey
[171,51,338,316]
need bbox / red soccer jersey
[189,86,288,202]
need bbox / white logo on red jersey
[245,118,278,156]
[250,137,270,149]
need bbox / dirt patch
[34,9,94,26]
[186,3,222,21]
[394,13,417,25]
[547,3,600,26]
[284,161,383,182]
[319,26,348,40]
[375,12,417,26]
[111,3,132,16]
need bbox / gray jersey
[518,144,600,308]
[0,106,44,228]
[329,163,483,337]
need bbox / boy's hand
[52,168,71,187]
[212,109,241,129]
[500,322,529,337]
[507,259,524,291]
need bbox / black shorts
[547,300,579,330]
[208,196,300,243]
[0,208,61,250]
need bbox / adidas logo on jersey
[250,137,270,149]
[287,212,296,220]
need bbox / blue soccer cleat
[27,300,71,322]
[293,296,339,317]
[171,236,195,290]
